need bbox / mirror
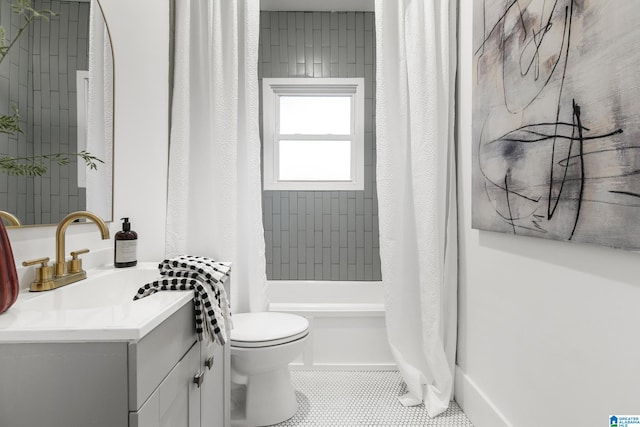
[0,0,114,227]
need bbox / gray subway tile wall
[0,0,89,225]
[259,11,381,281]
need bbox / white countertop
[0,263,194,343]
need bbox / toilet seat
[230,312,309,348]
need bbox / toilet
[230,312,309,427]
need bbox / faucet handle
[22,257,55,292]
[67,249,90,274]
[22,257,50,268]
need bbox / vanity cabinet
[0,302,230,427]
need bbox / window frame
[262,77,365,191]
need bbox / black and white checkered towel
[133,255,232,345]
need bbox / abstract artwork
[472,0,640,250]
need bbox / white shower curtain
[375,0,458,417]
[166,0,268,313]
[86,0,113,221]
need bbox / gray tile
[364,199,373,231]
[258,11,381,282]
[339,215,347,247]
[306,255,315,280]
[290,216,298,244]
[339,247,348,279]
[272,192,281,214]
[347,231,356,264]
[356,215,364,247]
[348,264,356,280]
[347,198,356,231]
[322,248,331,279]
[331,264,340,281]
[261,11,270,29]
[298,233,306,263]
[295,29,305,63]
[313,30,321,63]
[365,12,375,31]
[347,29,356,63]
[314,231,322,263]
[314,263,323,280]
[330,30,339,62]
[321,13,330,47]
[313,63,321,77]
[280,29,288,61]
[304,14,313,46]
[322,215,331,248]
[273,215,281,247]
[272,247,281,279]
[330,12,339,30]
[312,12,322,30]
[338,14,347,46]
[287,13,296,38]
[357,247,365,277]
[331,231,340,263]
[306,215,314,246]
[289,256,298,278]
[281,264,290,280]
[278,12,288,29]
[338,47,347,76]
[296,12,305,30]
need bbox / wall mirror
[0,0,114,227]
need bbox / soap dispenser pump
[114,217,137,268]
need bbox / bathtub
[268,280,395,370]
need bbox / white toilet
[230,312,309,427]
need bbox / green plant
[0,0,103,176]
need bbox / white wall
[9,0,169,289]
[456,2,640,427]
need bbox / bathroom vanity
[0,265,230,427]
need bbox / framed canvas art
[472,0,640,250]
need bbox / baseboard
[289,362,397,371]
[454,365,512,427]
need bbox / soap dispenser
[114,218,137,268]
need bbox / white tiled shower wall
[259,11,381,281]
[0,0,89,225]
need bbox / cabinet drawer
[128,301,197,411]
[129,341,201,427]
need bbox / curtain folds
[86,0,113,220]
[375,0,458,417]
[167,0,268,313]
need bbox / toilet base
[231,366,298,427]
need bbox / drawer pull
[205,356,214,370]
[193,372,205,388]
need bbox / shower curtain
[375,0,458,417]
[166,0,268,313]
[86,0,113,221]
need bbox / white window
[262,78,365,191]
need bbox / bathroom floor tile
[270,370,474,426]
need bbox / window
[262,78,365,191]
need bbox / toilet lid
[230,312,309,348]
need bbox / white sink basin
[20,266,162,311]
[0,263,195,342]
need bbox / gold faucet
[23,211,110,292]
[0,211,21,227]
